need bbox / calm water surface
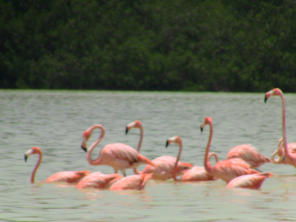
[1,90,296,221]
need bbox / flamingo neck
[86,125,105,165]
[204,122,213,174]
[209,152,219,163]
[137,126,143,152]
[173,140,182,181]
[279,92,290,158]
[31,150,42,184]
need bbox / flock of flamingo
[24,88,296,191]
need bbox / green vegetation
[1,0,296,91]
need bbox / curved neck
[209,152,219,164]
[204,122,213,173]
[279,92,290,158]
[173,140,182,181]
[137,126,143,152]
[31,151,42,184]
[86,125,105,165]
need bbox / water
[1,90,296,221]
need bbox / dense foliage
[1,0,296,91]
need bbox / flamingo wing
[181,166,214,181]
[226,173,272,189]
[46,170,90,183]
[77,172,122,189]
[227,144,270,168]
[104,143,153,166]
[141,156,191,180]
[213,159,259,183]
[109,175,142,190]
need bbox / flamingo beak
[200,126,204,132]
[125,126,129,135]
[81,143,87,152]
[165,140,169,148]
[264,95,268,103]
[264,91,272,103]
[24,149,33,162]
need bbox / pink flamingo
[226,173,272,189]
[140,136,193,180]
[181,152,218,182]
[125,120,145,174]
[109,173,153,191]
[226,144,270,168]
[265,88,296,166]
[24,146,89,184]
[201,116,259,183]
[76,172,122,189]
[81,124,154,176]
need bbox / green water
[1,90,296,221]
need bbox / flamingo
[226,173,272,189]
[125,120,145,174]
[76,172,122,189]
[109,173,153,191]
[226,144,270,168]
[24,146,89,184]
[265,88,296,166]
[181,152,218,182]
[139,136,193,181]
[201,116,259,183]
[80,124,154,176]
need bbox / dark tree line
[1,0,296,91]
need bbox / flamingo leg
[133,168,140,174]
[121,169,126,177]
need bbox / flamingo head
[165,136,182,148]
[176,162,193,173]
[200,116,212,132]
[264,88,282,103]
[24,146,41,162]
[125,120,142,134]
[81,128,92,152]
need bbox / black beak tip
[264,96,268,103]
[81,145,87,152]
[125,127,129,135]
[24,155,28,162]
[165,140,169,148]
[200,127,203,132]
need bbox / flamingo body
[141,156,192,180]
[45,171,90,183]
[96,143,154,172]
[209,158,259,183]
[76,172,122,189]
[226,173,272,189]
[227,144,270,168]
[181,152,218,182]
[24,146,89,184]
[109,173,152,190]
[181,166,214,181]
